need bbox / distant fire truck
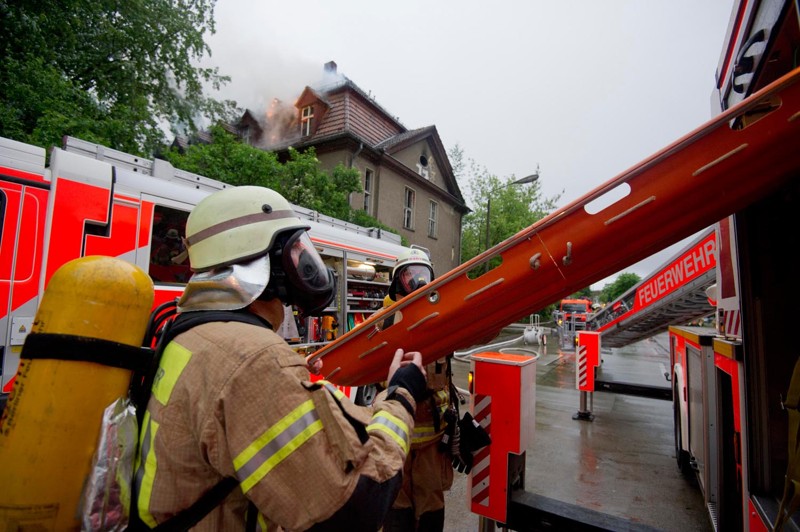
[553,298,592,349]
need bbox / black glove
[452,412,491,474]
[388,363,426,403]
[438,407,458,454]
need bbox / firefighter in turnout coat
[133,186,427,530]
[381,249,455,532]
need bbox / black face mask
[263,230,337,316]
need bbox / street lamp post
[484,171,539,272]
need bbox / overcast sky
[204,0,735,290]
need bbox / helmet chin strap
[259,264,290,305]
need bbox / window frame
[403,186,416,230]
[363,169,373,214]
[428,199,438,238]
[301,105,314,136]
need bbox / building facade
[236,61,468,275]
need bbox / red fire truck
[554,298,593,349]
[0,135,413,401]
[668,0,800,529]
[589,227,717,348]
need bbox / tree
[450,144,562,321]
[0,0,236,155]
[570,287,593,300]
[451,145,560,271]
[599,272,641,303]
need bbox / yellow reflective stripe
[368,411,409,454]
[152,341,191,405]
[412,424,444,444]
[233,399,323,493]
[319,380,347,401]
[246,505,269,532]
[135,411,159,528]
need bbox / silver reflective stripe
[368,411,410,453]
[235,403,322,492]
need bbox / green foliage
[450,144,561,274]
[571,287,593,300]
[164,126,370,226]
[349,210,409,246]
[163,125,282,185]
[277,148,361,221]
[0,0,236,155]
[599,272,641,303]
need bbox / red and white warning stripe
[471,394,492,507]
[723,308,741,337]
[577,344,588,390]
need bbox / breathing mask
[263,229,336,316]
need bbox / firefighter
[382,248,455,532]
[134,186,427,530]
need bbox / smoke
[203,51,321,115]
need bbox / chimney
[324,61,337,75]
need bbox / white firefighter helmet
[389,247,434,299]
[184,186,309,272]
[178,186,335,315]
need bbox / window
[403,187,415,230]
[239,125,250,144]
[428,200,438,238]
[363,169,373,214]
[301,105,314,136]
[418,154,430,179]
[149,205,191,284]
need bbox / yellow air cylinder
[0,256,154,530]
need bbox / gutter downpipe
[349,142,364,206]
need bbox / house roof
[378,125,466,208]
[271,74,466,208]
[228,64,467,210]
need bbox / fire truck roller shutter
[0,256,153,530]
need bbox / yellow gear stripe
[257,513,268,531]
[246,504,269,531]
[152,341,191,405]
[135,410,159,528]
[234,399,322,493]
[368,411,409,453]
[412,424,445,444]
[319,380,347,401]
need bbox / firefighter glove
[388,363,427,403]
[452,412,491,474]
[438,407,458,454]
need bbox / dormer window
[417,154,430,179]
[301,105,314,136]
[239,125,250,144]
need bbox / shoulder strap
[167,309,271,342]
[129,307,271,531]
[149,477,239,532]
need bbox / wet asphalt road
[441,329,712,532]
